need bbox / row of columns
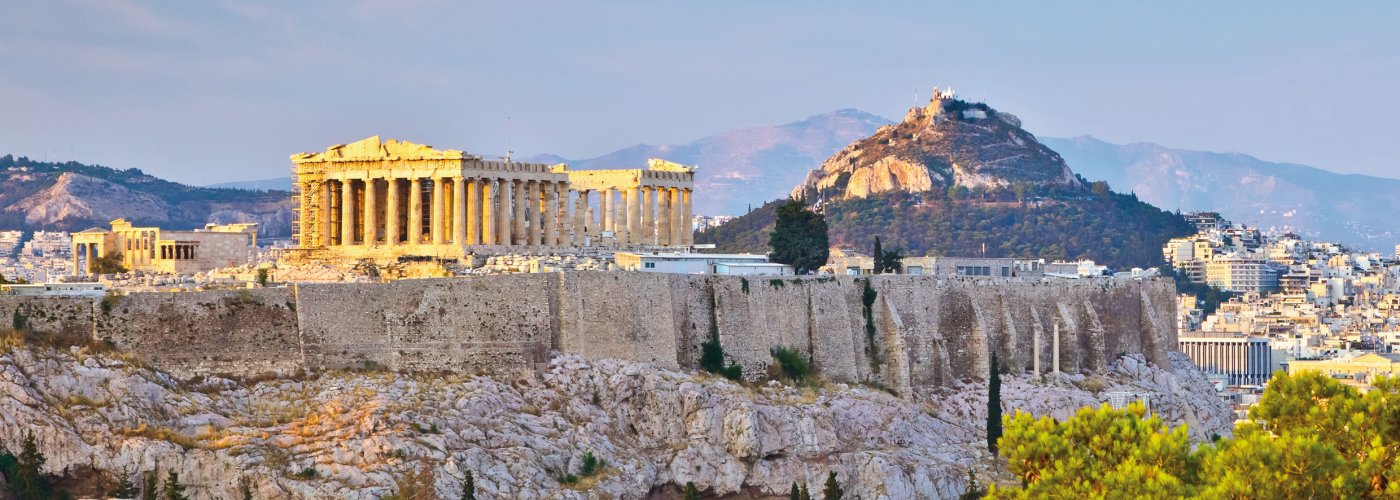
[304,178,693,249]
[312,177,575,248]
[574,186,693,246]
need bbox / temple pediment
[291,136,474,162]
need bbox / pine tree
[790,481,801,500]
[14,430,52,500]
[110,469,138,499]
[987,352,1003,455]
[799,483,811,500]
[163,471,188,500]
[768,198,829,274]
[141,472,158,500]
[681,481,700,500]
[460,470,476,500]
[821,471,843,500]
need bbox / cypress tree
[821,471,843,500]
[461,470,476,500]
[790,482,801,500]
[872,237,884,274]
[987,352,1003,455]
[681,481,700,500]
[799,483,811,500]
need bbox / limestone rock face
[793,96,1080,201]
[8,172,171,225]
[0,345,1230,499]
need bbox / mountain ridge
[0,154,293,237]
[1042,135,1400,251]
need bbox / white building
[0,282,106,298]
[614,252,793,275]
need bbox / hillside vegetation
[697,183,1193,270]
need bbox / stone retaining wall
[0,273,1177,393]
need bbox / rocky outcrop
[0,156,293,237]
[0,342,1231,499]
[793,95,1079,202]
[8,172,172,225]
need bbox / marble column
[320,181,333,247]
[602,188,615,234]
[575,190,589,244]
[468,178,482,245]
[624,187,639,246]
[615,189,630,245]
[481,180,495,245]
[385,178,400,246]
[682,188,693,245]
[408,178,423,244]
[670,188,683,246]
[340,179,355,245]
[641,187,655,245]
[584,191,596,239]
[453,177,467,245]
[543,182,558,246]
[526,180,541,246]
[508,180,523,245]
[364,178,378,245]
[497,179,512,245]
[554,183,569,246]
[431,177,445,245]
[657,188,672,246]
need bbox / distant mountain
[523,109,892,215]
[207,177,292,191]
[1042,136,1400,251]
[0,155,293,237]
[698,96,1193,269]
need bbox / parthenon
[288,136,695,261]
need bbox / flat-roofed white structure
[0,282,106,298]
[614,252,792,275]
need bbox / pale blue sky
[1,1,1396,185]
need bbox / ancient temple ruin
[287,136,695,262]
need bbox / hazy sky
[1,1,1396,185]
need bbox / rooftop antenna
[504,115,513,162]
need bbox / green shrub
[770,346,813,383]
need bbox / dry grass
[117,423,201,449]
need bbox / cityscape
[1,2,1398,499]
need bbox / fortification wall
[6,273,1177,392]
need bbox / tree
[987,352,1003,455]
[110,470,138,499]
[12,431,52,500]
[799,483,812,500]
[877,247,903,275]
[768,198,829,274]
[959,468,985,499]
[89,251,128,275]
[163,471,188,500]
[790,482,801,500]
[682,481,700,500]
[821,471,844,500]
[460,470,475,500]
[988,403,1193,499]
[141,472,158,500]
[872,236,884,274]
